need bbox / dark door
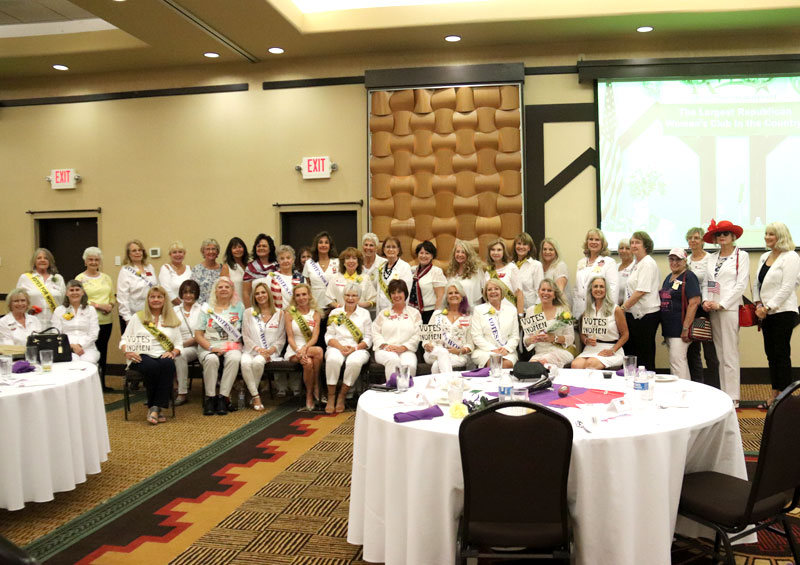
[280,211,358,256]
[38,217,98,280]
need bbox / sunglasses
[717,231,732,236]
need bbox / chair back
[458,401,572,547]
[744,380,800,525]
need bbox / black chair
[456,401,573,563]
[123,368,176,421]
[0,534,38,565]
[677,380,800,564]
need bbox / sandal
[251,395,265,411]
[335,398,346,413]
[325,400,335,414]
[146,408,159,425]
[157,409,167,423]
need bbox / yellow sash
[137,312,174,352]
[26,273,57,313]
[290,307,313,341]
[328,312,363,342]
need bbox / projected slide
[598,77,800,250]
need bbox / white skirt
[577,342,624,368]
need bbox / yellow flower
[441,308,448,315]
[63,312,74,320]
[488,307,496,315]
[449,403,468,419]
[252,310,258,317]
[147,322,155,328]
[562,312,572,320]
[290,306,297,313]
[383,310,391,317]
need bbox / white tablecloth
[348,369,749,565]
[0,361,110,511]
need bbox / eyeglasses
[717,231,732,236]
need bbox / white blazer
[702,248,749,311]
[752,250,800,314]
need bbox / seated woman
[195,276,244,416]
[241,281,286,411]
[410,240,447,323]
[173,279,203,406]
[572,276,629,370]
[326,247,376,311]
[522,278,576,368]
[285,283,324,411]
[120,286,182,425]
[325,282,372,413]
[51,280,100,364]
[0,289,41,346]
[483,238,524,315]
[423,281,473,373]
[373,279,422,381]
[470,279,519,369]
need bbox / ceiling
[2,0,800,80]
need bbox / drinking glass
[26,346,38,366]
[40,350,53,372]
[489,353,502,378]
[0,355,12,376]
[397,365,410,392]
[623,355,637,387]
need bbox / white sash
[124,265,155,288]
[203,303,242,341]
[437,314,463,349]
[271,272,292,297]
[309,261,329,286]
[485,309,506,346]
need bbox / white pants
[423,346,469,374]
[325,348,370,387]
[710,309,740,401]
[374,349,418,380]
[665,337,691,380]
[198,349,241,397]
[71,346,100,365]
[174,346,198,394]
[240,352,268,395]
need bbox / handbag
[27,327,72,363]
[688,317,713,342]
[734,251,758,328]
[511,361,554,392]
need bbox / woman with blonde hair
[286,283,324,411]
[616,238,635,306]
[16,247,66,327]
[572,228,618,320]
[512,232,544,310]
[522,278,576,368]
[470,278,520,369]
[539,237,569,294]
[159,241,191,306]
[445,239,484,308]
[241,281,286,410]
[0,289,41,346]
[422,281,473,373]
[572,276,628,370]
[483,238,524,315]
[117,239,158,335]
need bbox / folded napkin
[385,372,414,388]
[394,404,444,423]
[461,367,490,377]
[615,368,625,376]
[12,360,35,373]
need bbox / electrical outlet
[115,255,121,266]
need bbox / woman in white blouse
[16,247,66,327]
[621,231,661,372]
[616,238,634,306]
[685,227,719,387]
[483,238,524,315]
[158,241,192,306]
[470,279,520,369]
[120,285,182,425]
[51,280,100,364]
[753,222,799,406]
[410,240,447,323]
[423,281,473,373]
[360,233,386,296]
[373,279,421,381]
[572,228,618,320]
[374,236,413,313]
[172,279,202,406]
[117,239,158,335]
[241,281,286,411]
[572,276,628,370]
[539,238,569,295]
[522,279,576,368]
[221,236,249,303]
[303,231,340,311]
[444,238,484,308]
[286,283,324,411]
[701,220,749,405]
[326,247,377,311]
[325,282,372,413]
[0,289,41,346]
[512,232,544,310]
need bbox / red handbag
[735,251,758,328]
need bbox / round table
[347,369,749,565]
[0,361,110,511]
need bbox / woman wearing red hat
[700,219,749,406]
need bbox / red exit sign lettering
[300,156,331,179]
[50,168,78,189]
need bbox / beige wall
[2,36,799,367]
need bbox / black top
[659,270,701,338]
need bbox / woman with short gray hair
[191,238,222,304]
[77,247,115,390]
[52,280,101,364]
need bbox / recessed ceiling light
[53,64,69,71]
[444,35,461,42]
[268,47,285,54]
[636,26,654,33]
[204,52,220,58]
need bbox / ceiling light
[444,35,461,42]
[636,26,654,33]
[53,64,69,71]
[204,52,220,58]
[268,47,285,54]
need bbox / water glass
[26,346,38,365]
[0,355,12,376]
[448,378,463,406]
[40,349,54,372]
[489,353,502,378]
[623,355,637,387]
[511,387,529,403]
[397,365,410,393]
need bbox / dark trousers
[625,311,660,372]
[761,311,797,392]
[687,338,720,389]
[96,323,113,383]
[131,355,175,409]
[119,315,128,337]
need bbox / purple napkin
[485,386,590,408]
[461,367,490,377]
[12,360,35,373]
[394,404,444,423]
[385,372,414,388]
[615,368,625,376]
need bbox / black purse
[27,327,72,362]
[511,361,554,392]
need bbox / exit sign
[300,156,331,179]
[50,169,78,189]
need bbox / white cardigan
[752,250,800,314]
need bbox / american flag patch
[707,280,721,295]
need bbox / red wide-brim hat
[703,219,744,243]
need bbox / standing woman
[522,279,576,368]
[52,280,100,364]
[753,222,800,406]
[470,279,520,369]
[120,286,182,425]
[539,238,569,294]
[242,234,278,307]
[269,245,304,311]
[326,247,376,310]
[17,248,66,327]
[686,226,720,387]
[191,238,223,305]
[484,238,524,315]
[374,236,413,313]
[285,283,324,411]
[572,276,628,370]
[373,280,422,381]
[117,239,158,335]
[621,231,661,372]
[616,239,635,306]
[0,289,41,346]
[701,220,749,406]
[573,228,618,320]
[659,249,701,380]
[296,246,313,274]
[410,240,447,323]
[76,247,115,391]
[159,241,191,306]
[360,233,387,290]
[173,279,202,406]
[324,282,372,413]
[445,239,484,308]
[195,277,244,416]
[512,232,544,310]
[423,281,473,373]
[241,281,286,411]
[303,231,340,311]
[221,237,249,304]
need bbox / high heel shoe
[250,395,265,411]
